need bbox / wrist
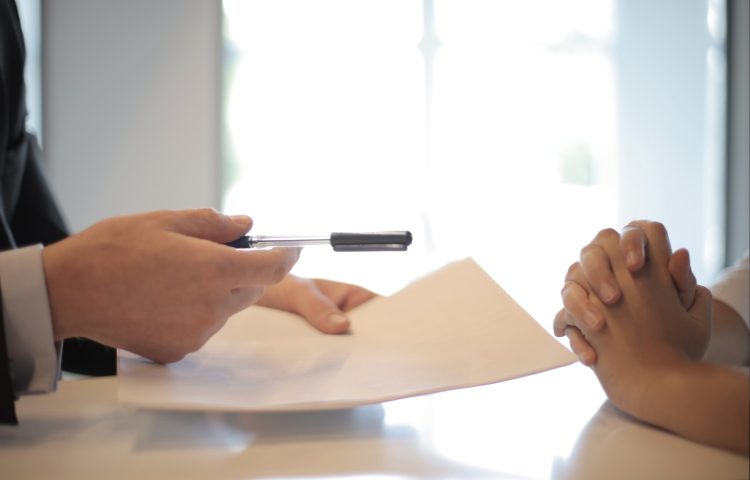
[42,242,79,340]
[629,359,698,427]
[602,353,692,419]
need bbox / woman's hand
[562,225,713,415]
[554,221,700,365]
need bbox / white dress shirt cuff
[0,245,61,395]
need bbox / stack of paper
[118,258,575,411]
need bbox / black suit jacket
[1,0,114,425]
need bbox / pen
[225,231,413,252]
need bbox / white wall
[43,0,222,233]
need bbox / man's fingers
[290,284,352,334]
[620,224,648,272]
[340,288,378,311]
[561,281,604,330]
[566,327,598,366]
[669,248,697,309]
[312,278,378,311]
[579,243,621,304]
[164,208,253,243]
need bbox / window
[16,0,42,139]
[222,0,726,327]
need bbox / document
[117,258,576,411]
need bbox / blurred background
[16,0,749,328]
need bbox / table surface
[1,364,747,480]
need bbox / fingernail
[626,251,639,268]
[328,314,350,328]
[600,283,618,303]
[584,309,600,329]
[230,215,252,227]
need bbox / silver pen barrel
[249,235,330,248]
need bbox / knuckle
[696,285,712,300]
[561,282,588,314]
[645,221,667,237]
[621,225,643,244]
[197,207,222,223]
[565,262,586,285]
[560,281,578,303]
[270,263,290,283]
[579,243,600,260]
[624,219,646,232]
[595,228,619,243]
[566,262,581,279]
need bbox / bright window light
[222,0,724,332]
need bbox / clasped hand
[553,221,712,412]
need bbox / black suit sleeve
[8,133,68,248]
[0,290,19,424]
[0,0,22,426]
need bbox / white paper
[117,258,576,411]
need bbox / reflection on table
[1,364,747,479]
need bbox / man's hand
[554,221,701,365]
[258,275,377,333]
[43,209,299,364]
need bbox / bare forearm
[703,300,750,366]
[638,362,749,455]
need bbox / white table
[1,364,747,479]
